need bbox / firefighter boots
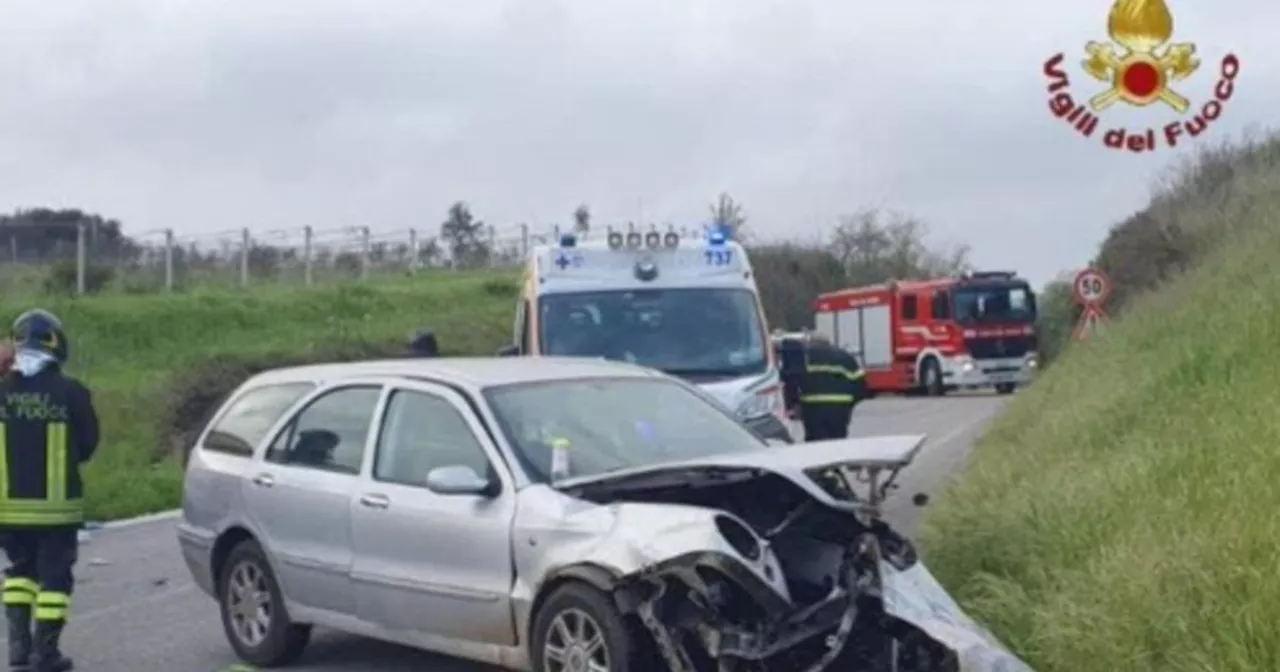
[31,622,71,672]
[5,606,32,671]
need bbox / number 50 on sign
[1072,267,1110,342]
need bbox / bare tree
[573,204,591,237]
[828,208,969,284]
[440,201,489,268]
[709,193,749,239]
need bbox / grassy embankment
[4,272,518,521]
[920,151,1280,668]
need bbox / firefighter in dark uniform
[798,332,867,442]
[0,310,99,672]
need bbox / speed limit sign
[1073,268,1111,307]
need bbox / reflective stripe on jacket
[800,343,868,405]
[0,369,99,527]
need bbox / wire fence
[0,221,714,297]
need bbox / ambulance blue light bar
[559,233,577,248]
[707,224,731,246]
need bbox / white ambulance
[498,228,794,443]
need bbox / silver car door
[242,383,387,617]
[350,381,518,645]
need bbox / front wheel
[531,582,640,672]
[920,358,945,397]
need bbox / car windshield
[953,284,1036,324]
[484,377,765,483]
[538,288,767,377]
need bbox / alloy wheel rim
[542,608,610,672]
[227,560,273,647]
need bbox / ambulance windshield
[538,288,768,378]
[953,283,1037,324]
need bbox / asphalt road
[28,393,1007,672]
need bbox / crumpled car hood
[555,433,926,502]
[881,561,1035,671]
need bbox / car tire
[531,582,640,672]
[996,383,1016,395]
[921,358,945,397]
[218,539,312,667]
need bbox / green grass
[918,204,1280,666]
[3,271,518,520]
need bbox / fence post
[359,226,371,279]
[303,225,314,286]
[240,228,250,287]
[164,229,175,291]
[407,228,419,274]
[487,226,497,268]
[75,223,86,296]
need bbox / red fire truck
[812,271,1039,396]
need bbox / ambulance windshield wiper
[663,367,742,377]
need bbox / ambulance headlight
[958,356,975,373]
[607,231,624,250]
[736,386,782,420]
[634,260,659,282]
[1025,354,1039,369]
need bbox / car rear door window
[373,389,491,486]
[266,385,383,474]
[201,383,315,457]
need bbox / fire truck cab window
[954,284,1037,323]
[900,294,919,320]
[931,291,951,319]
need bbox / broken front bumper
[880,561,1035,672]
[628,552,1035,672]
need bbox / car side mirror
[496,344,520,357]
[425,465,496,497]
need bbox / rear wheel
[920,358,945,397]
[996,383,1016,395]
[218,539,311,667]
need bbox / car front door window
[374,390,492,485]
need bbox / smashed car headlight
[714,515,761,561]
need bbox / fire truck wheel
[920,358,945,397]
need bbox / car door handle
[359,493,390,510]
[251,473,276,488]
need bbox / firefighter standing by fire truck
[798,332,867,442]
[0,310,99,672]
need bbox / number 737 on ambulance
[496,227,794,443]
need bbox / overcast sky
[0,0,1272,287]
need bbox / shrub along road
[9,394,1006,672]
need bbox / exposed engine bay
[566,466,960,672]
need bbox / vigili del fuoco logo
[1043,0,1240,152]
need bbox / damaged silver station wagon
[177,357,1033,672]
